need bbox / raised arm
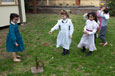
[84,20,88,31]
[50,20,60,32]
[84,26,87,31]
[99,11,110,20]
[83,13,88,21]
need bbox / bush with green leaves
[107,0,115,16]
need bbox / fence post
[33,0,37,14]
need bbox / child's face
[12,17,19,23]
[89,14,95,21]
[61,15,67,20]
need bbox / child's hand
[97,28,100,32]
[49,31,52,35]
[83,31,89,35]
[83,31,86,34]
[69,35,72,39]
[16,43,19,47]
[101,7,106,11]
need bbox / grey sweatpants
[100,26,107,43]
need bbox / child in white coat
[78,12,98,56]
[83,12,100,43]
[49,10,74,56]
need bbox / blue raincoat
[6,22,24,52]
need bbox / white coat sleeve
[84,20,88,31]
[84,26,87,31]
[83,14,88,21]
[69,20,74,36]
[104,14,110,20]
[51,20,60,32]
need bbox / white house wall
[0,6,19,27]
[21,0,26,23]
[0,0,26,27]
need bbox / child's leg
[13,52,21,62]
[100,26,107,45]
[13,52,17,59]
[94,33,96,44]
[96,29,100,38]
[62,48,70,55]
[66,49,69,55]
[62,48,66,56]
[81,46,86,52]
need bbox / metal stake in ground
[31,56,44,74]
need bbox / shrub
[107,0,115,16]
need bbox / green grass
[0,14,115,76]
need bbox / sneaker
[86,51,92,56]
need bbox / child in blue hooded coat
[6,13,25,62]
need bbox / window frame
[0,0,18,6]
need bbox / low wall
[27,6,99,14]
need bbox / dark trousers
[100,26,107,43]
[94,33,96,44]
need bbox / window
[0,0,17,5]
[2,0,14,2]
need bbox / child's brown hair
[60,10,69,18]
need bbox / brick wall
[80,0,100,6]
[25,0,106,7]
[37,0,76,6]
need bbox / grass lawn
[0,14,115,76]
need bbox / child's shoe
[86,51,92,56]
[62,49,66,56]
[62,51,66,56]
[81,47,86,53]
[66,50,70,55]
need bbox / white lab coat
[77,20,98,51]
[51,18,74,50]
